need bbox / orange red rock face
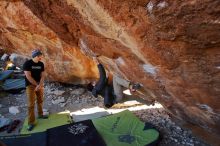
[0,1,98,84]
[0,0,219,143]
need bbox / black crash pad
[47,120,106,146]
[0,132,46,146]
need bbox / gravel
[0,82,210,146]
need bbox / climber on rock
[87,57,141,108]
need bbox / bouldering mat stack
[21,112,72,134]
[0,70,25,93]
[0,132,46,146]
[47,120,106,146]
[2,79,25,91]
[0,70,13,82]
[92,110,160,146]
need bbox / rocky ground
[0,81,210,146]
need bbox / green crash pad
[21,112,72,134]
[92,110,159,146]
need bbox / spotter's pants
[26,85,44,125]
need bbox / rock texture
[0,1,98,84]
[0,0,219,144]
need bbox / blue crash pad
[0,70,13,81]
[2,79,25,91]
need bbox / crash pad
[92,110,160,146]
[21,112,72,134]
[0,70,13,81]
[47,120,106,146]
[0,132,46,146]
[1,79,25,91]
